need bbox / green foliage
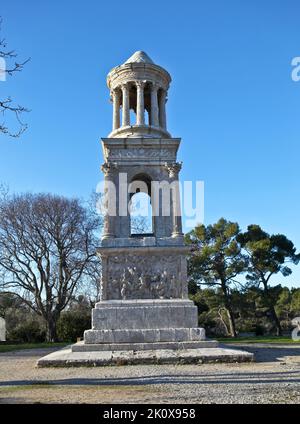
[291,289,300,315]
[0,293,93,343]
[186,220,300,337]
[238,225,300,283]
[0,343,67,353]
[57,311,91,342]
[186,218,248,287]
[237,225,300,335]
[253,324,265,336]
[276,287,292,320]
[9,320,46,343]
[186,218,248,337]
[189,284,300,337]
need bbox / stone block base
[91,299,198,330]
[84,327,205,344]
[37,345,254,367]
[85,299,203,346]
[72,340,218,352]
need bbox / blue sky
[1,0,300,286]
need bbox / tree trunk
[221,281,237,337]
[225,305,237,338]
[270,305,282,336]
[262,279,282,336]
[46,316,58,342]
[218,308,230,336]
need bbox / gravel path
[0,344,300,404]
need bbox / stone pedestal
[80,243,209,352]
[84,299,204,345]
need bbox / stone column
[101,162,117,240]
[112,89,121,130]
[150,83,159,127]
[165,162,183,238]
[121,83,130,127]
[136,81,145,125]
[159,89,167,130]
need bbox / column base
[108,124,171,139]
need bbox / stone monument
[0,317,6,342]
[82,50,206,348]
[37,52,253,365]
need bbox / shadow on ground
[221,343,300,363]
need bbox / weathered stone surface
[84,327,206,344]
[92,300,198,330]
[72,340,218,352]
[37,345,254,367]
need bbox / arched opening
[129,192,153,235]
[129,173,154,236]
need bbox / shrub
[253,324,265,336]
[9,320,46,343]
[57,311,91,342]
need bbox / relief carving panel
[101,254,184,300]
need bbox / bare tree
[131,215,152,234]
[0,193,101,341]
[129,192,153,234]
[78,257,102,307]
[0,17,29,137]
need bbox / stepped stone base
[37,298,254,366]
[85,299,204,344]
[37,344,254,367]
[72,340,218,352]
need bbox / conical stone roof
[124,51,155,64]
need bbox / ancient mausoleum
[83,50,206,348]
[38,52,253,365]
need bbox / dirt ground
[0,344,300,404]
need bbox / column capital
[136,80,146,88]
[101,162,118,176]
[120,82,130,90]
[151,81,160,91]
[111,88,121,98]
[165,161,182,178]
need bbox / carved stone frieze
[100,253,184,300]
[106,148,176,162]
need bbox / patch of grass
[0,342,68,353]
[216,335,300,344]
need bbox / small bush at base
[57,311,91,342]
[9,321,46,343]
